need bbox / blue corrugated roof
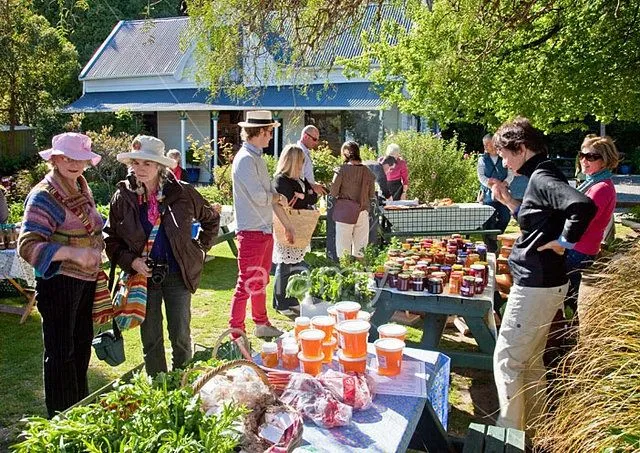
[81,17,189,80]
[63,83,385,112]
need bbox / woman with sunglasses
[567,135,618,319]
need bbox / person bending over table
[385,143,409,200]
[490,117,596,435]
[18,132,104,417]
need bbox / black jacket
[273,174,318,209]
[510,154,596,287]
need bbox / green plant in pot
[286,266,374,317]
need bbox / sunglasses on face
[305,132,319,142]
[579,152,603,162]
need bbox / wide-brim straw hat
[116,135,177,168]
[238,110,281,128]
[39,132,101,166]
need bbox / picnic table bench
[455,423,527,453]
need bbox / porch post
[274,110,281,160]
[211,111,219,169]
[180,111,187,168]
[377,110,384,156]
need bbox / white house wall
[158,110,210,152]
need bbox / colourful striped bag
[113,217,161,330]
[92,269,114,325]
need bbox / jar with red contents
[411,271,425,291]
[476,261,489,285]
[431,271,448,285]
[474,277,485,294]
[469,264,486,284]
[440,265,452,282]
[435,252,445,265]
[387,270,400,288]
[445,253,457,265]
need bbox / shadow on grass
[196,256,238,291]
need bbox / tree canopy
[186,0,640,132]
[0,0,79,128]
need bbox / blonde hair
[581,135,619,170]
[276,145,305,179]
[386,143,401,157]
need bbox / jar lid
[283,343,299,354]
[298,329,325,341]
[295,316,310,326]
[429,277,443,283]
[262,342,277,353]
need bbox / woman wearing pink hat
[18,132,104,417]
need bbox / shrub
[383,131,478,202]
[83,127,132,200]
[11,161,49,202]
[88,181,113,205]
[8,202,24,224]
[311,143,341,185]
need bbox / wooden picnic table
[0,249,37,323]
[369,254,498,370]
[254,345,451,453]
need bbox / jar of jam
[474,277,485,294]
[397,273,410,291]
[388,248,401,258]
[435,252,445,265]
[428,277,443,294]
[476,261,489,285]
[464,242,475,252]
[261,342,279,368]
[467,253,480,267]
[387,270,400,288]
[411,271,425,291]
[469,264,486,284]
[440,265,452,281]
[460,276,476,297]
[445,253,457,265]
[497,257,510,275]
[456,253,468,266]
[401,242,411,250]
[476,245,487,262]
[395,257,406,267]
[451,234,463,246]
[452,264,464,273]
[431,271,447,285]
[448,271,463,294]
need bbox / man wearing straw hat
[230,110,295,338]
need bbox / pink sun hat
[39,132,101,166]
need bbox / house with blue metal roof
[66,12,426,181]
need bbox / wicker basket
[191,328,253,364]
[273,208,320,248]
[191,359,304,453]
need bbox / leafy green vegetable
[11,365,246,453]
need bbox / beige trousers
[335,210,369,258]
[493,282,568,434]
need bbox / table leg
[0,277,37,324]
[464,315,497,355]
[420,314,447,350]
[220,226,238,257]
[369,294,395,342]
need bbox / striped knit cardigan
[17,172,104,281]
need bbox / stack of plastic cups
[311,316,337,363]
[336,319,370,374]
[297,328,325,376]
[294,316,310,341]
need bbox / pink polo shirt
[574,179,616,256]
[386,158,409,185]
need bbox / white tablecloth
[0,249,36,287]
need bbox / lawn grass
[0,236,508,449]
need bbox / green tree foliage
[346,0,640,131]
[186,0,640,132]
[0,0,79,130]
[384,131,478,202]
[32,0,183,65]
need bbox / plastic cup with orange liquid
[327,306,339,323]
[334,301,361,322]
[298,351,324,376]
[337,349,368,374]
[377,323,407,342]
[337,319,370,358]
[294,316,310,340]
[374,338,405,376]
[321,337,337,363]
[298,328,325,359]
[311,315,335,342]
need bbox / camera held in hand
[146,258,168,285]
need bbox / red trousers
[229,230,274,332]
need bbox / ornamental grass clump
[536,241,640,452]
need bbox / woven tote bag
[273,208,320,248]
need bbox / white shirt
[297,140,316,184]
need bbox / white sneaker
[254,324,284,338]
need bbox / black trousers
[36,274,95,417]
[388,180,404,201]
[272,261,308,310]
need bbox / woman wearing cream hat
[104,135,220,376]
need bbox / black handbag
[92,319,126,366]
